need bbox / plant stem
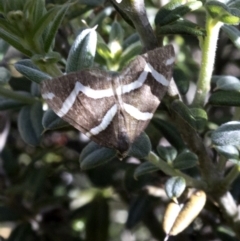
[147,151,207,189]
[0,87,37,104]
[192,17,223,107]
[111,0,159,51]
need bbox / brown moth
[41,45,175,156]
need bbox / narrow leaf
[43,3,69,52]
[15,59,51,84]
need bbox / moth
[41,45,175,157]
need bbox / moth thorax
[117,131,130,158]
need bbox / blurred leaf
[134,162,159,179]
[0,97,26,110]
[43,3,69,52]
[18,102,43,146]
[173,150,198,170]
[173,67,190,95]
[89,6,113,27]
[15,59,51,84]
[0,206,22,221]
[126,193,156,229]
[86,195,109,241]
[155,0,202,26]
[222,25,240,49]
[8,223,37,241]
[155,0,184,24]
[119,41,142,69]
[212,75,240,91]
[42,109,68,130]
[157,19,206,37]
[165,176,186,201]
[209,90,240,106]
[33,5,67,42]
[80,142,116,170]
[122,33,140,49]
[171,100,196,129]
[212,121,240,146]
[152,118,186,152]
[214,145,239,159]
[206,0,240,24]
[128,132,152,159]
[0,27,32,56]
[0,66,11,84]
[156,146,177,163]
[189,108,208,131]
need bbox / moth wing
[120,45,175,143]
[41,70,121,150]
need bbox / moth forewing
[41,45,175,156]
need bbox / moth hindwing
[41,45,175,157]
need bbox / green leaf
[126,193,155,229]
[165,176,186,200]
[42,109,68,130]
[119,41,142,69]
[155,0,186,25]
[31,51,61,65]
[189,108,208,131]
[97,33,112,60]
[206,0,240,24]
[43,3,69,52]
[214,145,239,159]
[128,132,152,159]
[32,5,65,42]
[66,27,97,73]
[134,162,159,179]
[171,100,196,129]
[80,142,116,170]
[212,75,240,91]
[209,90,240,106]
[212,121,240,146]
[222,25,240,49]
[0,18,23,37]
[157,19,206,37]
[122,33,140,49]
[18,102,43,146]
[0,66,11,84]
[15,59,51,84]
[173,67,190,95]
[0,97,26,110]
[152,117,186,152]
[173,150,198,170]
[23,0,46,26]
[155,0,202,26]
[108,21,123,56]
[89,6,113,27]
[0,28,32,56]
[157,145,178,163]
